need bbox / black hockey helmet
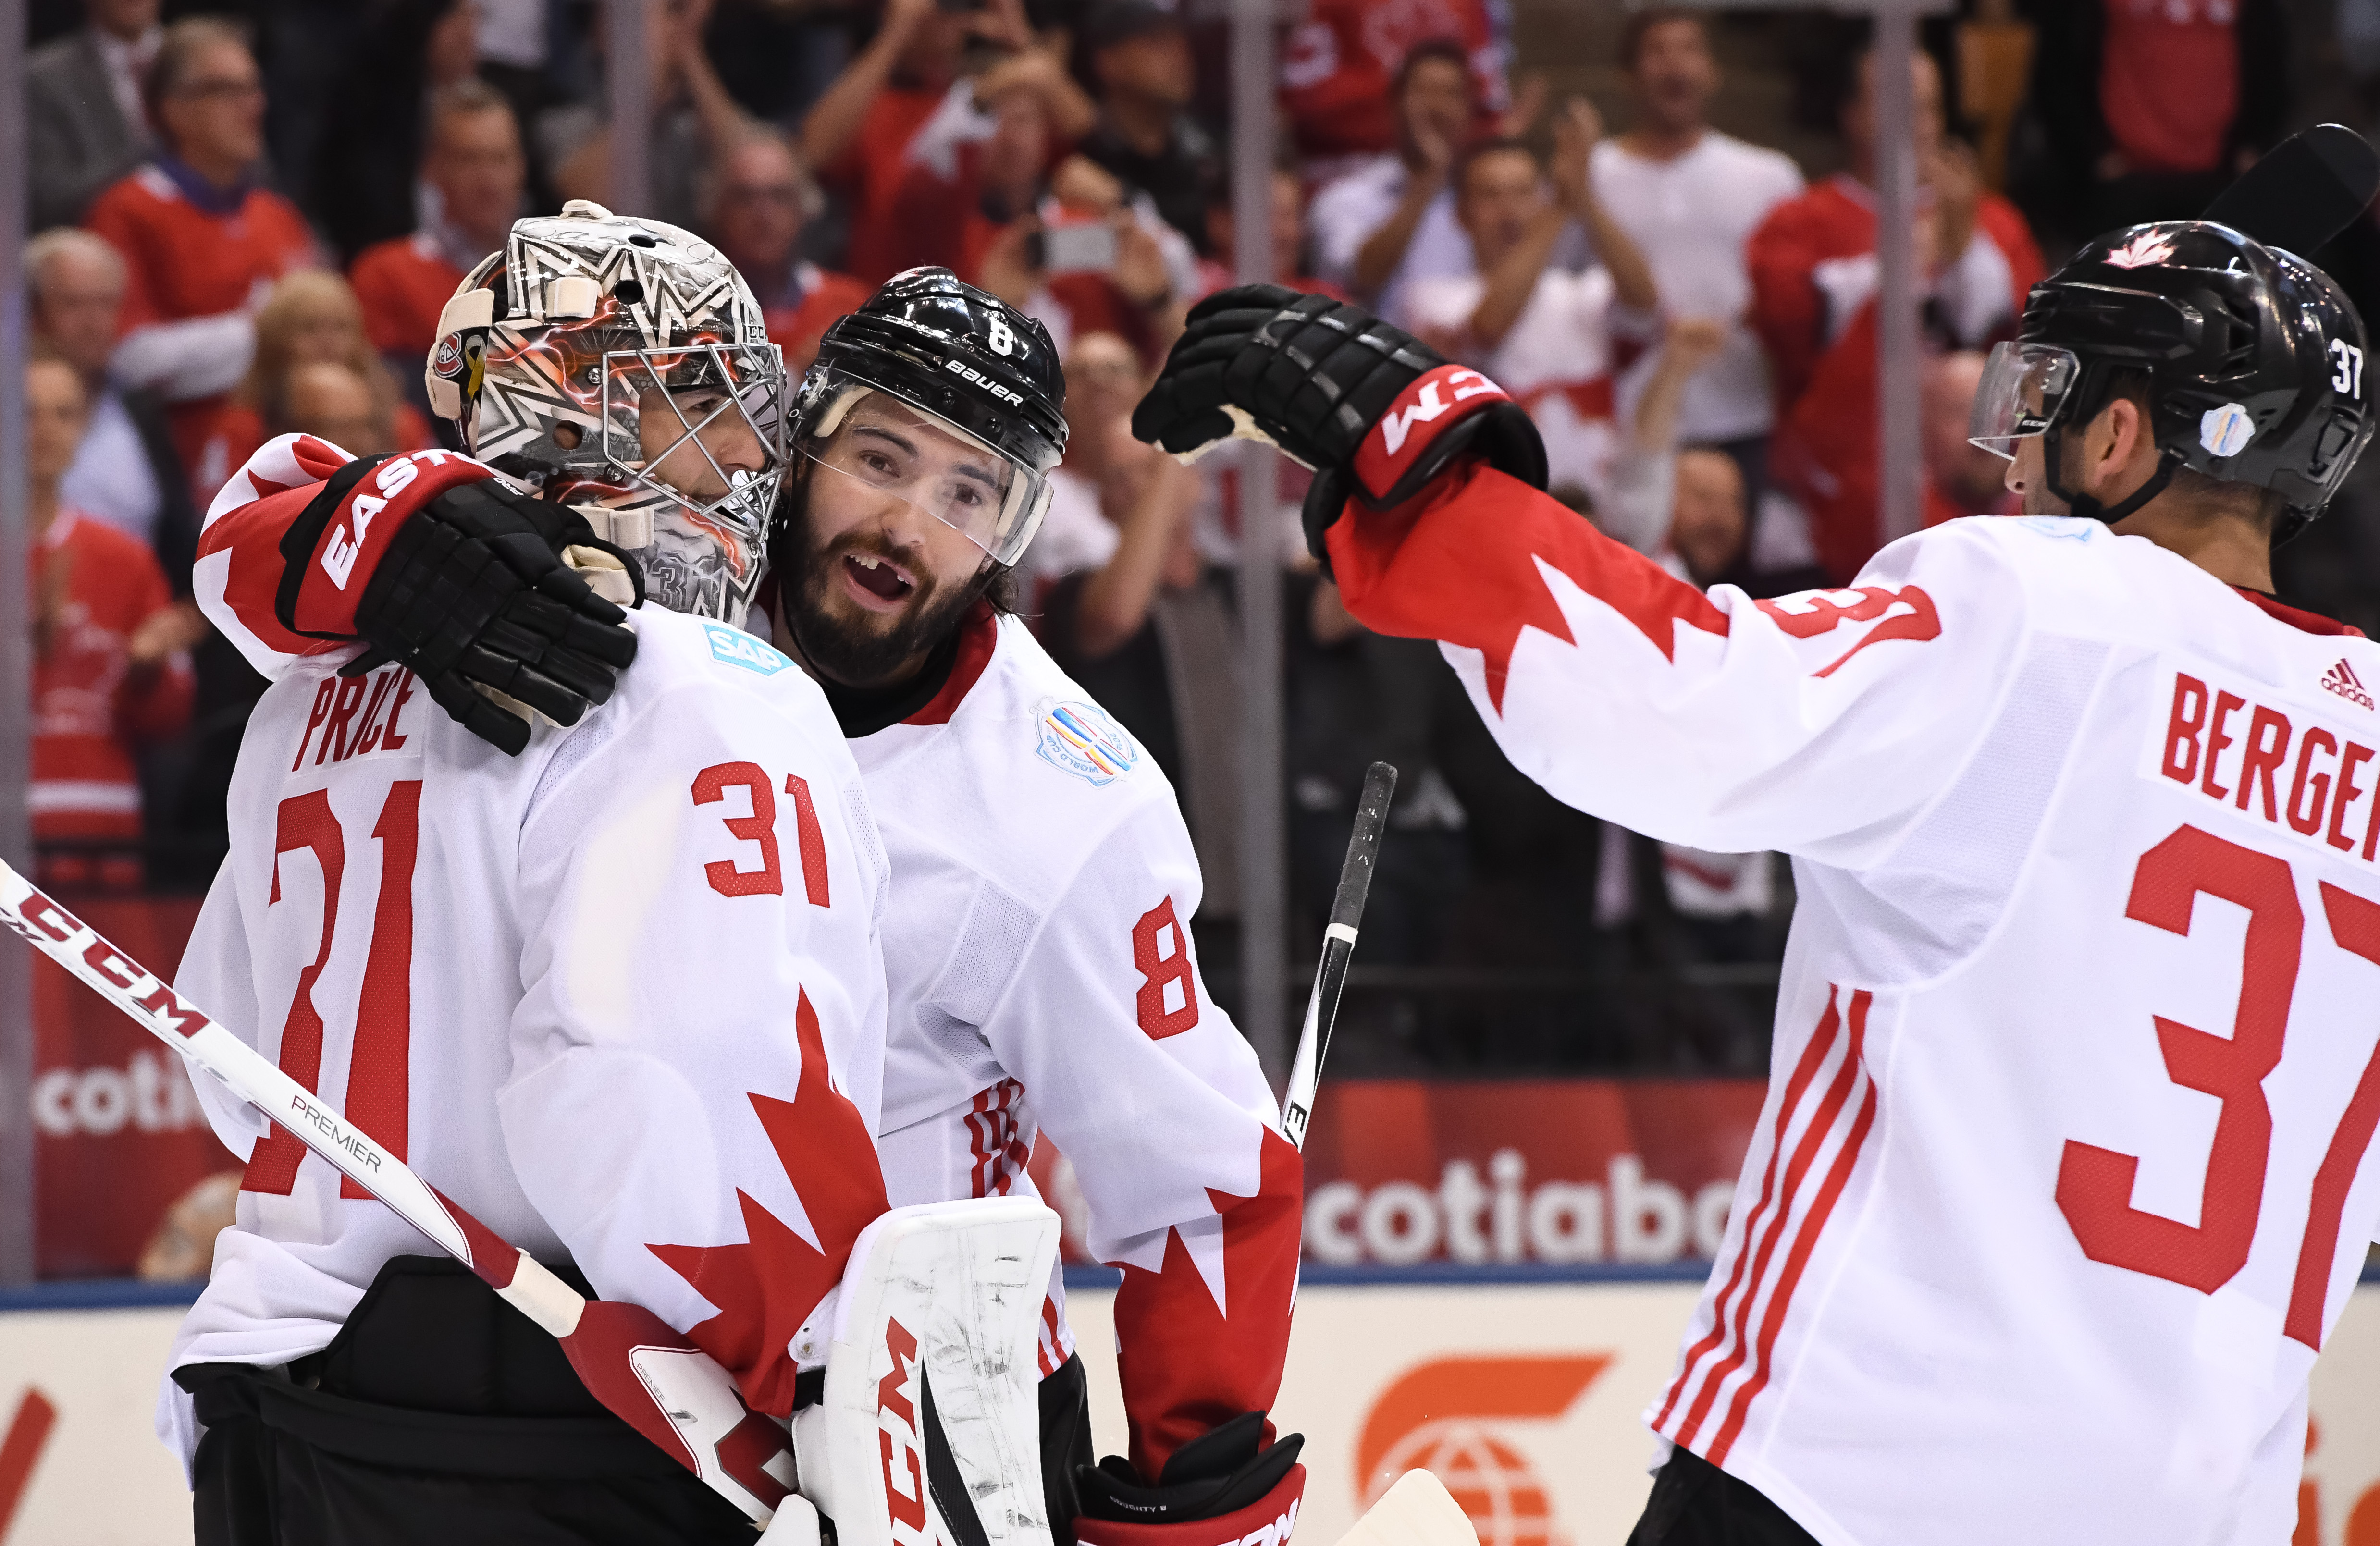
[1969,220,2373,541]
[784,267,1068,569]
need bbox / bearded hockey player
[1135,221,2380,1545]
[168,203,895,1543]
[191,230,1306,1543]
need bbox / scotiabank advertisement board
[7,1286,2378,1544]
[1031,1079,1768,1270]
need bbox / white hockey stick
[1282,761,1397,1151]
[1335,1470,1479,1546]
[0,862,798,1524]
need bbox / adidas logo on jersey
[2322,659,2374,711]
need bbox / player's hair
[1452,135,1540,199]
[1393,37,1473,100]
[425,78,516,148]
[143,17,257,136]
[24,227,126,300]
[1619,8,1708,73]
[2074,368,2287,531]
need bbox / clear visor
[796,381,1052,568]
[1968,341,2080,460]
[598,341,789,538]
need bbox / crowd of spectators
[17,0,2373,1073]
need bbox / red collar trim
[905,601,999,725]
[2236,587,2365,638]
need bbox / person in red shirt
[82,17,319,504]
[348,79,525,378]
[26,353,197,892]
[798,0,1091,282]
[1747,46,2042,583]
[703,131,871,374]
[1279,0,1507,174]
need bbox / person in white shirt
[1307,38,1482,328]
[1591,9,1803,492]
[1404,109,1661,524]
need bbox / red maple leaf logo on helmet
[649,989,890,1417]
[2103,230,2180,270]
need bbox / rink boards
[2,1273,2378,1545]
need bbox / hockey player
[191,248,1307,1542]
[1135,223,2380,1543]
[168,204,895,1543]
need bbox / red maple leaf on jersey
[1326,468,1727,712]
[1110,1127,1305,1479]
[650,988,889,1417]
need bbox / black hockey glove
[1132,286,1547,570]
[1073,1412,1305,1544]
[276,454,643,757]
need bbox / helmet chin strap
[2043,425,2183,525]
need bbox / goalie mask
[1969,219,2374,541]
[425,199,788,622]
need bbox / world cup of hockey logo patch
[1035,698,1138,785]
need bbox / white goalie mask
[425,200,789,623]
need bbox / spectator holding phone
[25,353,197,892]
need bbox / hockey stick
[1334,1469,1479,1546]
[2200,123,2380,257]
[0,864,798,1525]
[1282,761,1397,1151]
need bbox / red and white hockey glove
[277,451,643,756]
[1073,1413,1306,1546]
[1130,286,1546,570]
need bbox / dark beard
[779,489,990,690]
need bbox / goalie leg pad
[797,1198,1064,1546]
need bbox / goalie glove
[275,452,643,757]
[1073,1412,1306,1546]
[1131,285,1547,570]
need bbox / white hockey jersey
[1328,463,2380,1546]
[190,437,1302,1482]
[168,439,892,1462]
[856,604,1301,1478]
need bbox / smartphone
[1040,221,1119,274]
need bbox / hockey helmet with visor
[1967,220,2373,539]
[786,268,1068,572]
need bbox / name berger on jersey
[2155,662,2380,861]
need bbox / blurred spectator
[1748,47,2042,583]
[1075,1,1218,254]
[1593,10,1803,503]
[1922,349,2017,523]
[281,361,391,454]
[218,273,433,469]
[26,354,197,893]
[1308,39,1474,322]
[84,18,320,503]
[349,80,526,381]
[27,0,159,231]
[1196,166,1344,299]
[308,0,482,264]
[1281,0,1507,176]
[541,0,756,234]
[2015,0,2284,246]
[1035,333,1225,867]
[703,131,870,373]
[1666,448,1749,589]
[1405,114,1663,528]
[26,228,198,584]
[801,0,1093,282]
